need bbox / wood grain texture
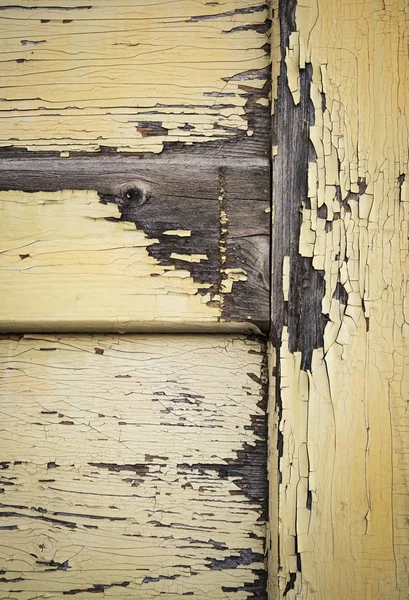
[0,0,270,155]
[0,333,267,599]
[0,157,270,331]
[270,0,409,598]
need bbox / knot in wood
[119,181,150,209]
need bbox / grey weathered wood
[270,25,326,367]
[0,155,270,331]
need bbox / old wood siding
[0,1,269,154]
[269,0,409,598]
[0,4,272,599]
[0,0,271,332]
[0,172,270,332]
[0,334,267,599]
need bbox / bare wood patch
[0,157,269,331]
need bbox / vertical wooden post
[269,0,409,598]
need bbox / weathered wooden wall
[0,3,271,599]
[269,0,409,598]
[2,1,408,598]
[0,334,267,599]
[0,4,272,599]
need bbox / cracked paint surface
[270,0,409,598]
[0,334,267,599]
[0,0,269,153]
[0,186,268,331]
[0,189,224,330]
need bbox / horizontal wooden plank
[0,333,267,599]
[0,0,270,156]
[0,156,270,332]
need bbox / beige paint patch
[221,268,248,294]
[163,230,192,237]
[170,252,208,263]
[0,334,267,598]
[0,0,269,153]
[0,189,222,330]
[274,0,409,598]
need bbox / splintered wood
[0,1,269,153]
[0,334,267,599]
[270,0,409,598]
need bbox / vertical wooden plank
[270,0,409,598]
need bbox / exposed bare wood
[0,156,270,332]
[270,0,409,598]
[0,333,267,599]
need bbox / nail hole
[121,184,149,208]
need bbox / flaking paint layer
[272,0,409,598]
[0,334,267,599]
[0,0,269,153]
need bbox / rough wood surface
[0,333,267,599]
[0,157,270,332]
[0,0,270,155]
[269,0,409,598]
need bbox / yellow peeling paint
[0,0,269,153]
[221,268,248,295]
[170,252,208,263]
[282,256,290,301]
[0,334,267,598]
[0,189,222,330]
[163,230,192,237]
[274,1,409,598]
[285,32,301,105]
[269,0,281,109]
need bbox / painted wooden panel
[269,0,409,599]
[0,0,270,154]
[0,333,267,599]
[0,157,270,331]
